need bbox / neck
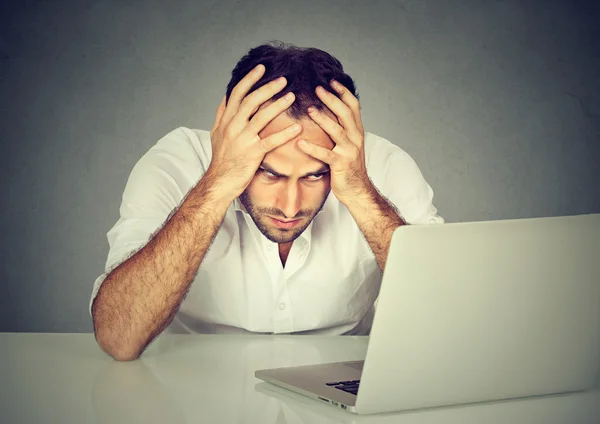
[278,242,293,267]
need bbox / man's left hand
[297,80,372,204]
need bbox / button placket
[282,239,310,280]
[273,274,294,333]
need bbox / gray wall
[1,0,598,333]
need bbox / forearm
[342,182,406,271]
[92,169,234,361]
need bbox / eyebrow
[260,162,330,178]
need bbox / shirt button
[279,303,286,311]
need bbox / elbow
[94,328,144,361]
[92,312,145,362]
[108,348,142,362]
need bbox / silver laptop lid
[356,214,600,414]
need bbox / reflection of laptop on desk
[255,214,600,415]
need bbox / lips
[269,216,301,229]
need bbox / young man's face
[239,101,339,244]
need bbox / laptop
[255,214,600,415]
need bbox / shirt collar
[233,197,246,213]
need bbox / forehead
[256,101,338,172]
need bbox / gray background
[0,0,598,333]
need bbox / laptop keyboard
[326,380,360,395]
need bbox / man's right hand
[207,64,301,198]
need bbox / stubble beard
[238,190,329,244]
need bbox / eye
[305,173,326,181]
[260,168,277,179]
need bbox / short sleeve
[89,127,209,314]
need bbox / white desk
[1,333,598,423]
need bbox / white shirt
[89,127,443,335]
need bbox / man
[90,42,443,361]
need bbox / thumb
[211,95,227,138]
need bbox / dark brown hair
[225,40,360,121]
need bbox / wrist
[182,167,236,215]
[203,165,242,204]
[336,178,375,208]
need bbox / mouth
[268,216,302,229]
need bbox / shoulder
[364,131,403,158]
[130,127,213,178]
[364,131,421,180]
[121,127,214,201]
[148,126,212,167]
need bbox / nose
[277,182,302,219]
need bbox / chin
[262,218,312,243]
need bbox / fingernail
[255,64,264,73]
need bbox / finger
[220,63,266,130]
[210,95,226,138]
[228,76,289,136]
[307,107,350,147]
[258,122,303,154]
[244,90,296,136]
[329,79,364,134]
[317,84,363,145]
[296,140,337,165]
